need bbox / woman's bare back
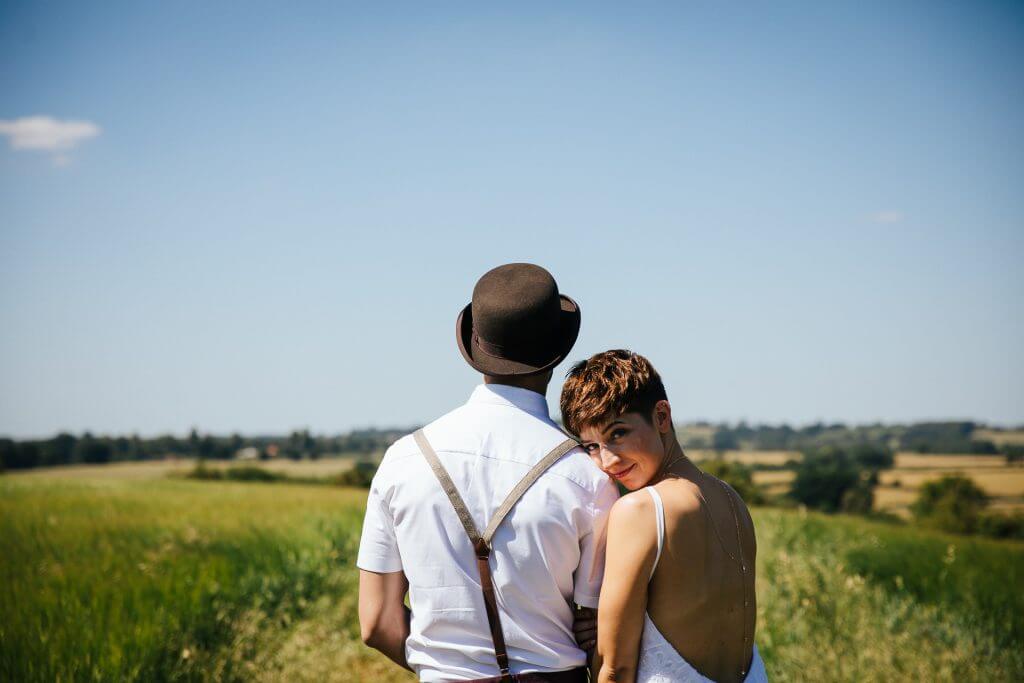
[645,474,758,683]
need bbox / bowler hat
[457,263,581,377]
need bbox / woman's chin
[616,471,649,491]
[626,470,658,490]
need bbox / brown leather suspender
[413,429,578,682]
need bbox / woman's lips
[609,464,635,480]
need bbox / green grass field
[2,470,1022,681]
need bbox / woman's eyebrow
[601,420,626,436]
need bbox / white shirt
[357,383,619,681]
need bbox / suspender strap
[414,429,579,682]
[483,439,579,543]
[414,429,482,543]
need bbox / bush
[187,460,224,480]
[186,462,291,483]
[789,447,862,513]
[699,459,764,505]
[911,474,989,534]
[850,444,894,470]
[1003,444,1024,464]
[970,440,998,455]
[840,476,875,514]
[711,429,739,451]
[333,461,377,488]
[977,512,1024,540]
[223,466,282,482]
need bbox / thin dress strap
[645,486,666,581]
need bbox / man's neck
[483,372,551,396]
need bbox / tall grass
[1,475,1021,681]
[757,508,1023,680]
[0,477,404,682]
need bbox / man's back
[357,383,618,681]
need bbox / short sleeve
[356,473,403,573]
[572,476,620,607]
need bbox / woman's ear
[654,400,673,434]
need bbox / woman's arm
[595,492,659,683]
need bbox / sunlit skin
[575,398,757,683]
[578,400,680,490]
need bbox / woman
[561,350,768,683]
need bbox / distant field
[892,453,1008,469]
[12,449,1022,520]
[736,451,1024,518]
[2,466,1021,681]
[975,429,1024,447]
[690,449,800,467]
[6,455,371,481]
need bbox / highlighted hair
[559,349,668,437]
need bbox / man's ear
[654,400,673,434]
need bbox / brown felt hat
[457,263,581,377]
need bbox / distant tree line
[773,443,1023,540]
[680,420,1021,456]
[0,427,414,472]
[4,419,1021,473]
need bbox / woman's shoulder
[609,486,657,520]
[650,477,705,519]
[605,488,661,567]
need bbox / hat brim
[456,295,581,377]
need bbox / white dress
[636,487,769,683]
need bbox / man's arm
[573,476,620,677]
[358,568,413,671]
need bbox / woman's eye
[611,429,626,440]
[584,444,598,453]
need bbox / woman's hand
[573,606,598,652]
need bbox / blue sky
[1,1,1022,438]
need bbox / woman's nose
[599,446,621,470]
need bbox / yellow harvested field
[875,486,1024,517]
[975,428,1024,446]
[690,450,799,467]
[9,456,362,480]
[881,468,1024,497]
[873,487,919,515]
[990,499,1024,513]
[894,453,1007,469]
[753,470,796,487]
[679,424,716,442]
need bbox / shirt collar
[467,383,551,419]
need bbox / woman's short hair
[560,349,668,437]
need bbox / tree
[912,474,989,534]
[840,473,875,514]
[75,435,112,464]
[334,461,378,488]
[712,429,739,451]
[41,433,77,466]
[0,439,19,470]
[789,447,861,513]
[850,444,894,471]
[699,459,764,505]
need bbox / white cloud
[0,115,101,152]
[870,210,904,224]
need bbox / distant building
[235,447,260,461]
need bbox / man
[357,263,618,682]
